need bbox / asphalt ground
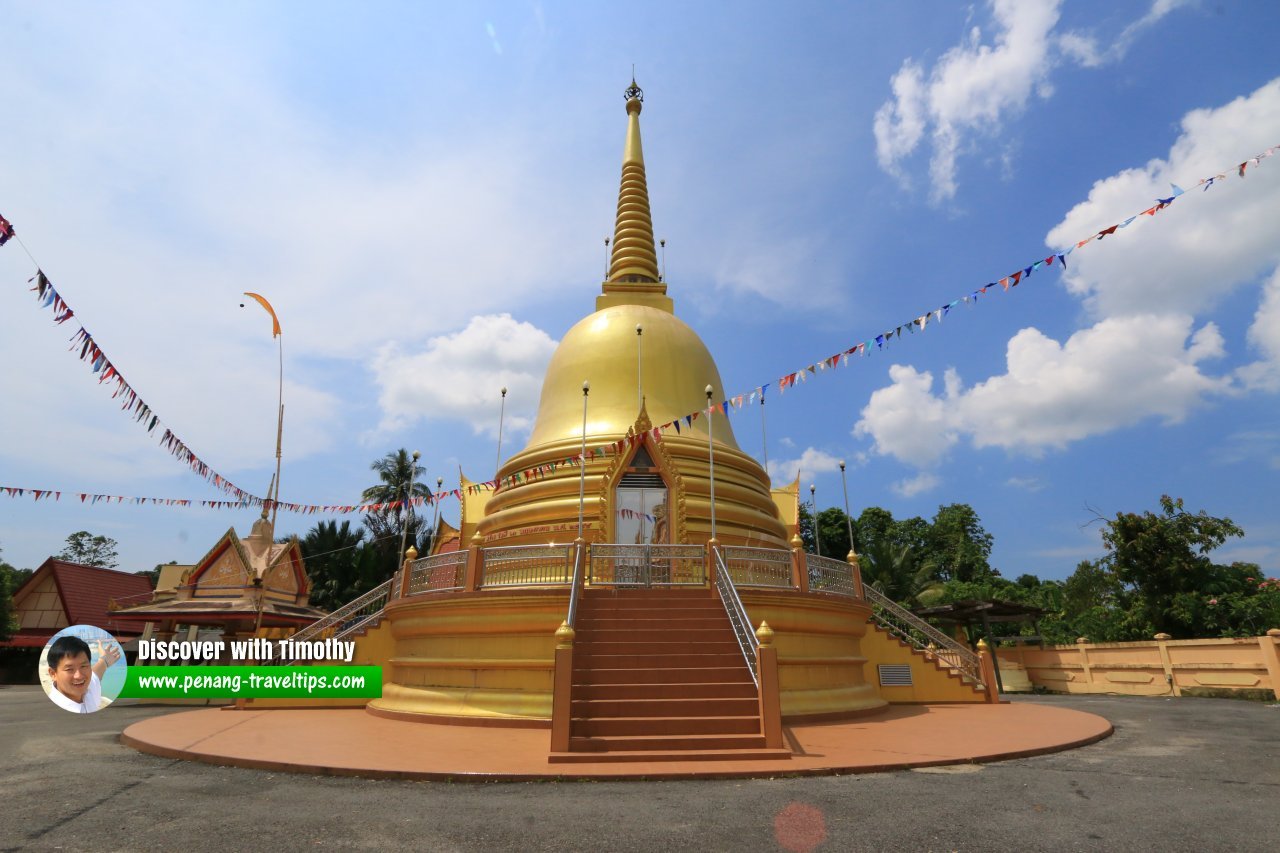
[2,687,1276,853]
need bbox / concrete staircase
[549,587,791,763]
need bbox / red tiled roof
[15,559,155,637]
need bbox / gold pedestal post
[463,533,484,592]
[756,622,784,748]
[550,621,576,752]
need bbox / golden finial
[555,620,576,648]
[755,621,775,647]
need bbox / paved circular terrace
[121,701,1112,781]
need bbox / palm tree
[859,541,943,609]
[299,520,381,611]
[362,449,428,508]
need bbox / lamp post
[399,451,421,563]
[636,324,644,412]
[810,483,821,557]
[839,461,856,563]
[430,476,443,555]
[578,381,590,540]
[759,394,769,476]
[496,387,508,472]
[706,385,717,542]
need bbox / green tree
[859,540,942,608]
[799,505,853,559]
[57,531,120,568]
[1099,495,1246,638]
[0,547,20,640]
[300,520,384,612]
[362,449,430,571]
[922,503,996,583]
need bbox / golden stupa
[480,80,786,550]
[359,82,992,735]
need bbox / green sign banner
[120,666,382,699]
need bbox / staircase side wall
[738,590,888,718]
[860,623,987,703]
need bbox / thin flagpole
[578,381,590,539]
[706,385,717,542]
[810,483,821,557]
[496,387,508,472]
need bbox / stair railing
[712,546,759,687]
[566,541,585,629]
[273,578,392,664]
[862,584,984,686]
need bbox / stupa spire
[603,79,664,292]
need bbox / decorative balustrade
[805,552,860,597]
[406,551,468,595]
[712,547,759,686]
[862,584,984,686]
[480,543,575,587]
[720,545,793,589]
[589,543,706,586]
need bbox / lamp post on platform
[578,381,590,540]
[430,476,443,555]
[399,451,421,564]
[810,483,821,557]
[706,385,717,542]
[636,324,644,412]
[496,387,508,473]
[839,461,856,563]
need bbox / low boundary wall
[1000,630,1280,700]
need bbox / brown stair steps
[571,696,760,717]
[561,588,790,763]
[573,715,763,737]
[574,681,758,701]
[549,747,793,764]
[566,733,775,752]
[579,666,754,684]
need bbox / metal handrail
[406,551,468,595]
[712,547,759,687]
[566,541,585,628]
[806,552,860,597]
[720,545,793,588]
[285,578,392,648]
[862,585,984,686]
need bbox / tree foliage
[299,520,387,612]
[57,531,120,569]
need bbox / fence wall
[1000,631,1280,699]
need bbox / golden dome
[524,303,740,451]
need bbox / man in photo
[45,635,121,714]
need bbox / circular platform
[120,701,1112,781]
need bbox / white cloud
[1006,476,1044,492]
[893,472,941,498]
[1237,267,1280,392]
[766,447,843,484]
[875,0,1062,202]
[875,0,1195,202]
[855,315,1229,462]
[958,316,1228,454]
[853,365,959,466]
[1047,79,1280,319]
[372,314,558,436]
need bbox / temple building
[326,81,998,762]
[110,511,324,662]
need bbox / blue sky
[2,1,1277,581]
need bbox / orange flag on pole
[242,292,281,337]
